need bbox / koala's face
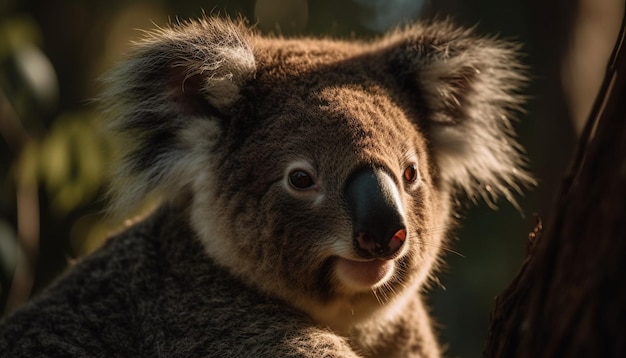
[103,19,533,327]
[200,50,445,301]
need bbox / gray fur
[0,17,533,357]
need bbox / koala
[0,17,532,357]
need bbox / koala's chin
[334,257,398,291]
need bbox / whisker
[420,225,451,235]
[420,242,465,258]
[371,288,383,305]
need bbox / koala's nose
[344,168,406,260]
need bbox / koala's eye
[403,164,419,183]
[288,169,315,190]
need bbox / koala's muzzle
[345,168,406,260]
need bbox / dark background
[0,0,622,356]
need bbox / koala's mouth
[334,257,395,291]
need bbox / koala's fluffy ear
[381,21,535,207]
[101,18,255,216]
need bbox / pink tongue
[335,258,393,289]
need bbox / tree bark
[484,12,626,358]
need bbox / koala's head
[103,18,533,328]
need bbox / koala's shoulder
[0,207,356,357]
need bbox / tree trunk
[484,12,626,358]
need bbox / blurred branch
[0,88,28,153]
[0,88,39,315]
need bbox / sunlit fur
[0,17,533,358]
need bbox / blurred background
[0,0,622,356]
